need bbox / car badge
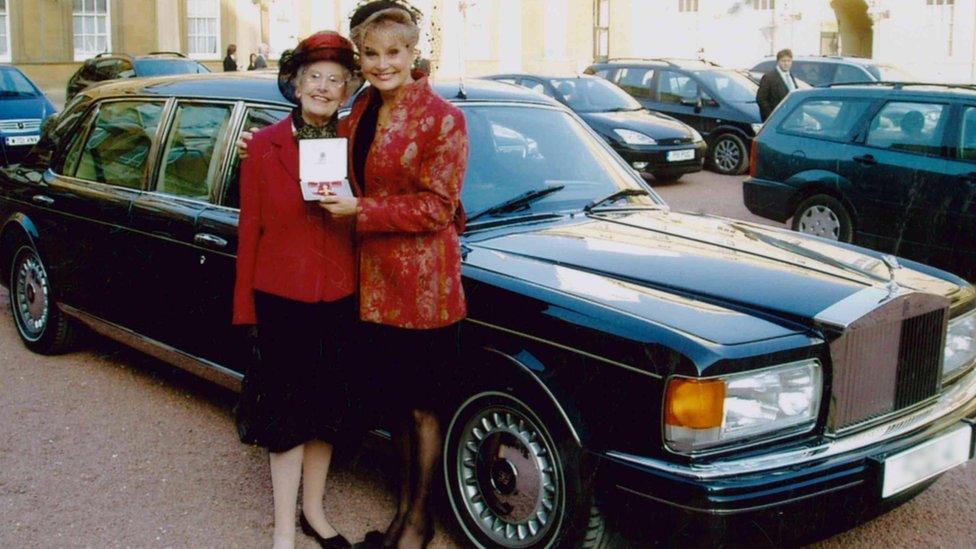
[17,122,23,129]
[882,254,900,298]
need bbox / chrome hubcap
[456,405,561,547]
[714,139,741,172]
[798,205,841,240]
[14,251,49,341]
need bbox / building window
[678,0,698,12]
[73,0,111,61]
[187,0,220,59]
[927,0,954,5]
[594,0,609,61]
[753,0,775,9]
[0,0,9,62]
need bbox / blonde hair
[350,8,420,50]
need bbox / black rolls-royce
[1,73,974,547]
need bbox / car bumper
[0,132,42,166]
[742,176,799,222]
[597,365,976,541]
[615,141,707,175]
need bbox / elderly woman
[232,31,357,549]
[319,2,469,548]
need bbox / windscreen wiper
[583,188,651,212]
[468,185,566,222]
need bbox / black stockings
[381,409,441,549]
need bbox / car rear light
[748,139,758,178]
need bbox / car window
[865,101,947,156]
[117,59,135,79]
[134,59,210,77]
[658,70,698,104]
[957,107,976,161]
[494,78,517,85]
[521,78,552,97]
[792,62,836,87]
[0,68,39,96]
[692,70,756,102]
[93,59,121,80]
[779,98,872,141]
[752,60,776,73]
[157,102,235,201]
[223,106,290,208]
[615,67,655,99]
[550,77,641,112]
[74,100,165,189]
[590,67,613,80]
[833,64,868,84]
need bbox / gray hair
[350,7,420,50]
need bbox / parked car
[744,82,976,282]
[65,51,210,102]
[2,73,975,547]
[749,56,916,88]
[485,73,705,182]
[586,58,761,175]
[0,65,57,166]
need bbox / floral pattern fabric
[342,75,469,328]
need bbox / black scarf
[293,107,338,140]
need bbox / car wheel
[8,242,75,354]
[709,133,749,175]
[444,390,608,548]
[791,194,854,243]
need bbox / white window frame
[73,0,112,62]
[678,0,699,13]
[0,0,11,63]
[187,0,221,61]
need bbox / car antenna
[456,1,469,99]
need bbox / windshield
[870,64,915,82]
[693,69,758,102]
[550,77,642,113]
[0,68,39,97]
[134,59,211,77]
[460,104,661,218]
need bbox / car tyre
[709,133,749,175]
[8,242,75,354]
[444,389,608,548]
[792,194,854,243]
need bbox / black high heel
[300,512,351,549]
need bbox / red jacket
[232,115,356,325]
[342,75,469,329]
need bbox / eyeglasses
[303,71,349,88]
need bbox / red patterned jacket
[232,115,357,325]
[342,75,469,329]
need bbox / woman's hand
[236,127,257,159]
[318,195,359,217]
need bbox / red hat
[278,31,357,104]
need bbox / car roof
[754,55,876,67]
[591,58,723,70]
[796,82,976,100]
[77,72,564,107]
[488,73,600,81]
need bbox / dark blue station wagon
[1,74,975,547]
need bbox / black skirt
[235,292,358,453]
[359,322,462,422]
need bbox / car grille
[827,293,948,434]
[0,119,41,132]
[657,137,696,146]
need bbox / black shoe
[299,513,351,549]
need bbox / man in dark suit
[757,48,797,121]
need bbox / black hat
[350,0,419,31]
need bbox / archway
[831,0,873,58]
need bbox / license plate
[667,149,695,162]
[6,135,39,146]
[881,424,973,498]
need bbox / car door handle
[194,233,227,248]
[32,194,54,206]
[853,154,877,166]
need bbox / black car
[750,56,915,88]
[586,58,762,175]
[65,51,210,102]
[2,73,975,547]
[485,73,705,182]
[744,82,976,282]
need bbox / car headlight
[689,128,704,143]
[664,359,822,453]
[944,308,976,382]
[613,128,657,145]
[751,123,764,135]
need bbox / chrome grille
[826,293,948,434]
[658,137,695,146]
[0,119,41,132]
